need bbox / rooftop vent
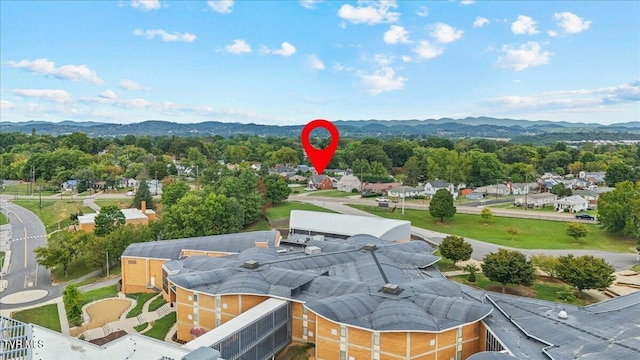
[364,244,377,251]
[558,310,568,320]
[243,260,259,269]
[312,235,325,242]
[382,283,401,295]
[305,246,321,255]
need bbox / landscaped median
[350,205,636,252]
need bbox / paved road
[294,198,638,271]
[0,196,52,306]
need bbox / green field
[95,199,134,209]
[450,273,596,305]
[148,296,167,312]
[13,200,93,231]
[488,202,599,216]
[143,312,176,340]
[265,201,337,221]
[0,251,5,268]
[243,219,272,232]
[0,212,8,225]
[311,190,358,197]
[351,205,635,252]
[12,304,61,332]
[2,184,57,196]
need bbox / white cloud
[473,17,489,28]
[224,39,252,54]
[495,41,552,71]
[0,100,15,109]
[262,42,297,57]
[337,0,400,25]
[300,0,322,9]
[359,67,406,95]
[99,90,117,99]
[333,62,352,72]
[511,15,539,35]
[412,40,444,59]
[548,30,558,37]
[430,23,463,43]
[373,54,394,66]
[131,0,161,11]
[119,79,142,90]
[461,0,475,5]
[207,0,233,14]
[384,25,410,44]
[307,54,325,70]
[133,29,196,42]
[13,89,73,103]
[553,12,591,34]
[401,55,412,63]
[416,6,428,17]
[6,58,103,85]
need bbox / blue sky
[1,0,638,125]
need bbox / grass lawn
[243,219,272,232]
[52,255,100,283]
[266,201,336,222]
[630,263,640,272]
[351,205,635,253]
[134,322,149,332]
[312,190,357,197]
[450,274,596,306]
[0,212,8,225]
[3,184,57,196]
[13,200,87,232]
[433,250,459,272]
[0,251,5,269]
[80,285,118,307]
[12,304,61,332]
[126,293,157,318]
[95,199,133,209]
[276,342,315,360]
[75,264,121,287]
[144,312,176,340]
[148,296,167,312]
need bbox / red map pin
[301,119,340,174]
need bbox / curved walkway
[295,199,639,271]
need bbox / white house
[554,195,589,213]
[510,183,538,195]
[337,175,361,192]
[514,193,557,208]
[475,184,510,196]
[424,180,458,199]
[388,186,421,198]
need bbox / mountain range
[1,117,639,143]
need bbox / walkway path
[56,298,70,334]
[295,199,639,271]
[83,197,101,212]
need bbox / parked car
[575,213,595,220]
[375,197,389,202]
[126,190,135,196]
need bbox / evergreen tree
[131,179,155,210]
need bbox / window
[373,334,380,346]
[340,351,346,360]
[193,293,198,303]
[193,312,198,323]
[127,260,137,265]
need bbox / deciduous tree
[94,206,126,237]
[482,249,535,293]
[566,223,588,244]
[429,188,456,223]
[261,174,291,204]
[439,235,472,265]
[598,181,640,241]
[63,284,82,324]
[480,208,493,224]
[556,255,615,293]
[530,254,560,278]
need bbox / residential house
[573,190,599,209]
[61,179,79,191]
[288,175,308,183]
[579,171,606,184]
[362,182,402,194]
[475,184,510,197]
[514,193,557,208]
[92,181,106,191]
[424,180,458,199]
[250,162,261,171]
[510,182,539,195]
[331,177,339,188]
[466,192,485,200]
[387,186,421,198]
[325,169,351,177]
[554,195,589,213]
[308,175,333,190]
[337,175,361,192]
[77,201,156,232]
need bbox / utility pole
[402,186,405,215]
[106,251,109,278]
[39,184,42,209]
[524,173,528,211]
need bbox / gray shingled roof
[122,230,279,259]
[166,234,491,332]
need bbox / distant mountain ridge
[1,117,639,143]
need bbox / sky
[0,0,639,125]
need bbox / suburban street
[0,196,53,308]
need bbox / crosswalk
[11,235,47,242]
